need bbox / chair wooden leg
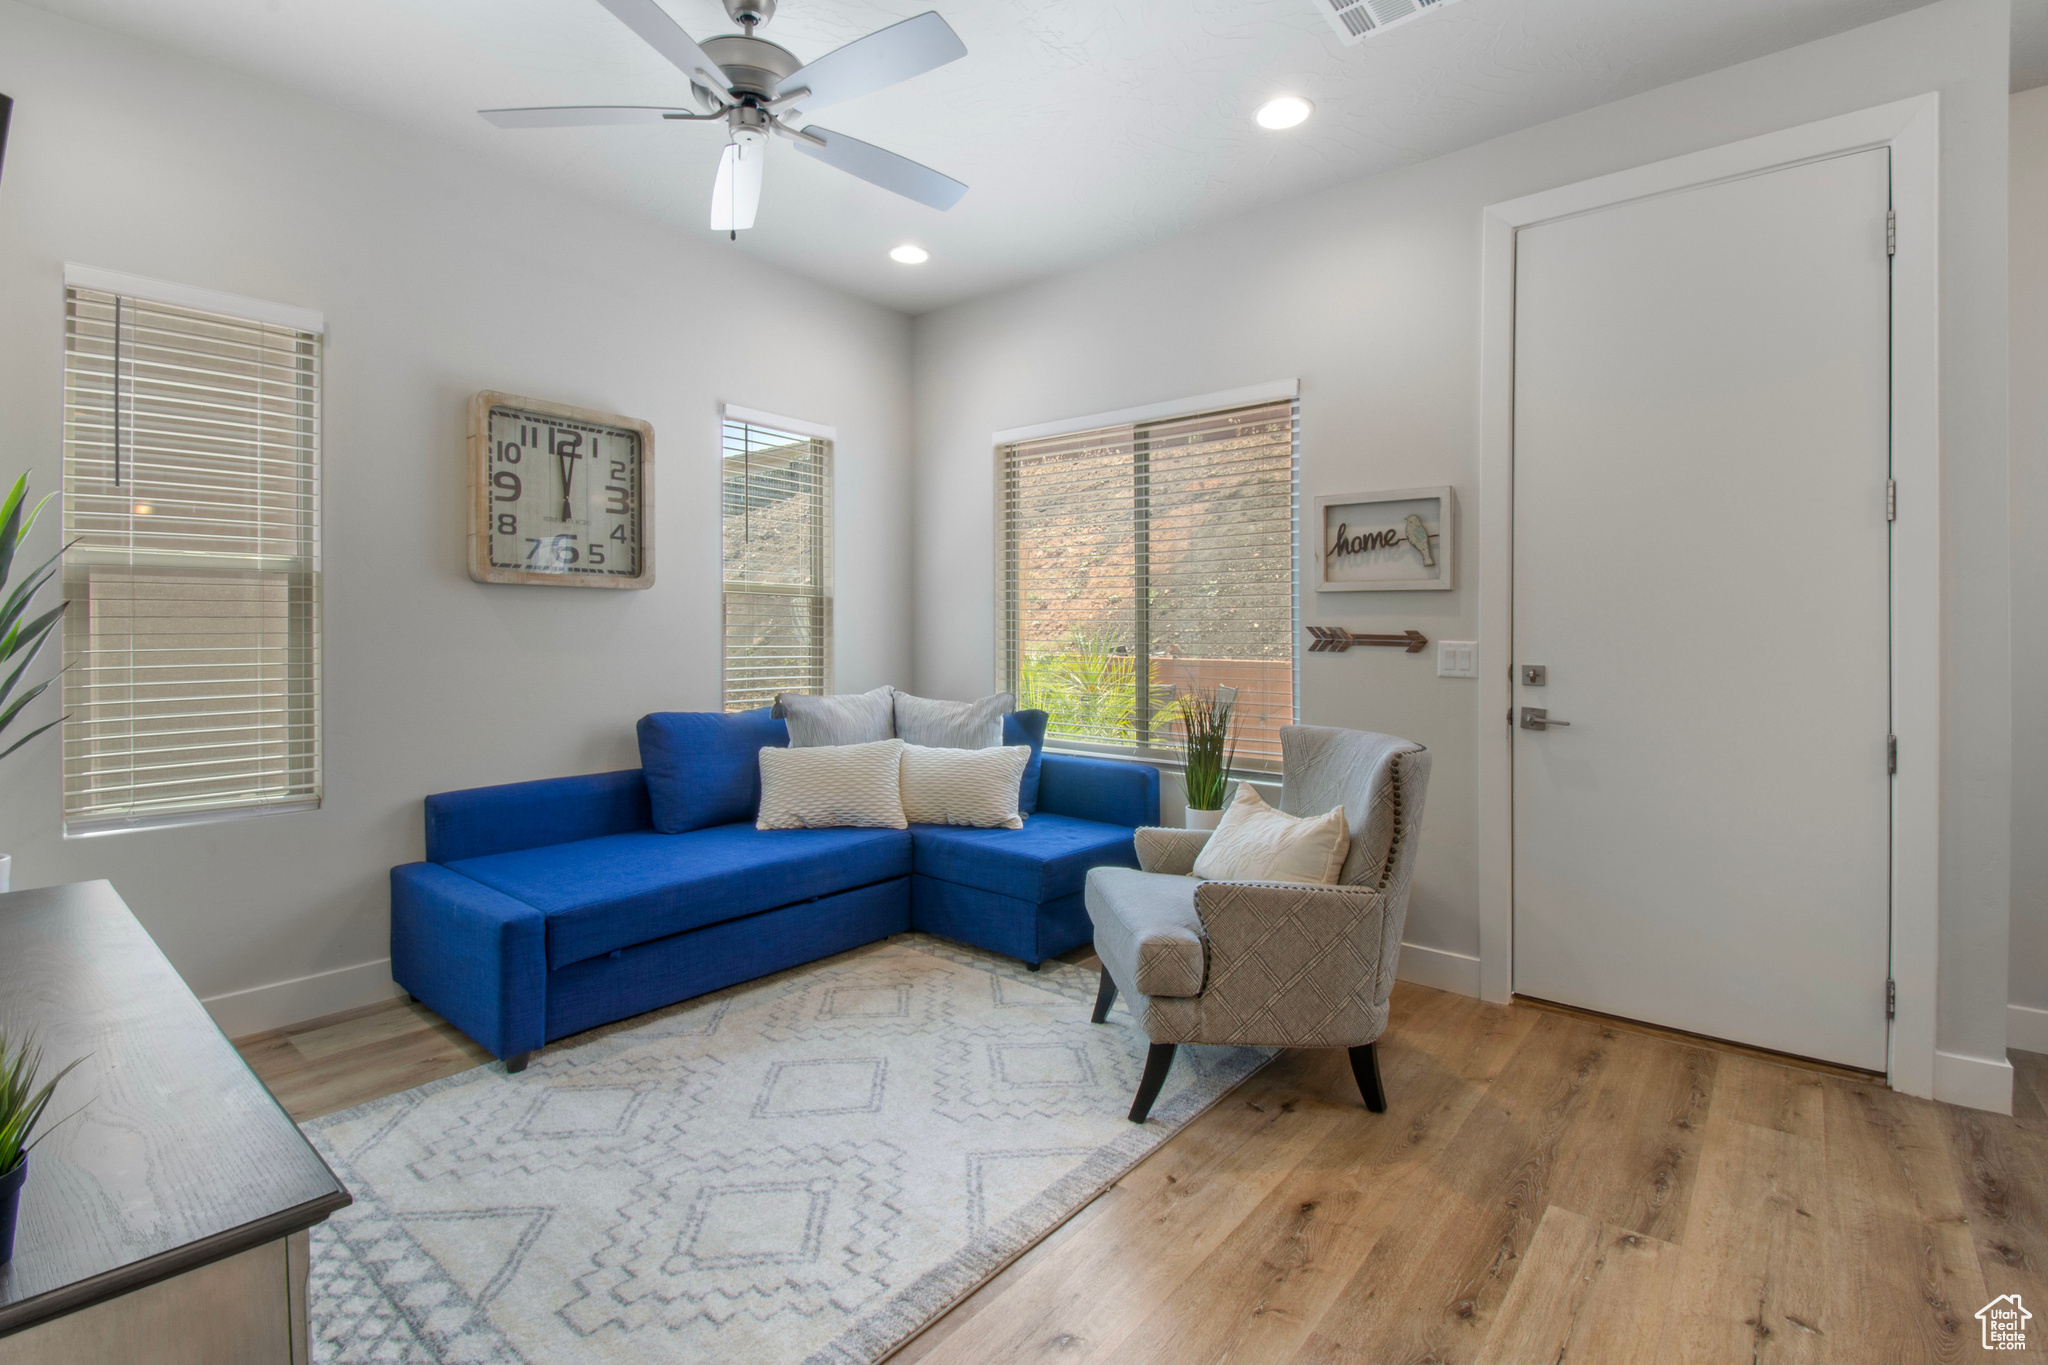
[1026,961,1042,972]
[1128,1043,1177,1124]
[1349,1042,1386,1113]
[1091,966,1118,1023]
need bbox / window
[722,417,831,711]
[61,282,321,830]
[1001,397,1298,769]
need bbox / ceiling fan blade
[792,125,966,211]
[592,0,730,99]
[709,141,764,231]
[774,12,966,114]
[480,105,702,128]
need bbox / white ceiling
[25,0,1955,313]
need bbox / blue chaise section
[908,755,1157,962]
[390,710,1158,1066]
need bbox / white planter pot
[1184,807,1224,832]
[0,854,11,893]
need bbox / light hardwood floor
[239,972,2046,1364]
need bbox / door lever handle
[1519,707,1571,731]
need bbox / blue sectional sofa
[390,708,1158,1069]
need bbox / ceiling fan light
[1255,95,1313,130]
[710,138,764,232]
[889,244,930,264]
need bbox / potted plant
[0,1027,86,1264]
[0,472,69,893]
[1174,684,1238,831]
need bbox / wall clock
[467,391,655,588]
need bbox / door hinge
[1886,478,1896,522]
[1886,209,1896,256]
[1888,734,1897,774]
[1886,977,1897,1019]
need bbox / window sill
[64,799,322,839]
[1041,742,1279,784]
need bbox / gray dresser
[0,881,350,1363]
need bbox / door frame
[1475,94,1941,1098]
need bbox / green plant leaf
[0,478,25,595]
[0,677,53,736]
[0,714,63,765]
[16,491,55,547]
[0,1044,88,1174]
[0,550,67,655]
[0,604,62,709]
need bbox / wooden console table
[0,881,350,1363]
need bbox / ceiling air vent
[1316,0,1462,45]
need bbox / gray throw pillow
[775,686,897,747]
[893,690,1015,749]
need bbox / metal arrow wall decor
[1306,626,1429,654]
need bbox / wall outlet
[1437,640,1478,678]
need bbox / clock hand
[558,448,573,522]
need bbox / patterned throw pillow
[1191,783,1350,885]
[756,739,908,829]
[892,691,1014,749]
[774,686,896,747]
[899,744,1032,828]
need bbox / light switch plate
[1437,640,1477,678]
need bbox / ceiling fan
[481,0,969,235]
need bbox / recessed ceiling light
[1256,95,1313,130]
[889,244,930,265]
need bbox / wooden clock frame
[466,390,656,589]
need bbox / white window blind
[1001,398,1298,770]
[722,419,831,711]
[61,285,321,830]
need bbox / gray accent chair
[1084,725,1431,1123]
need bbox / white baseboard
[2009,1002,2048,1056]
[203,957,405,1041]
[1396,941,1482,998]
[1933,1048,2014,1115]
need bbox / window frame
[996,383,1301,772]
[58,266,324,836]
[719,405,835,712]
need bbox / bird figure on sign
[1403,514,1436,567]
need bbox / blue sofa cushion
[448,825,911,969]
[910,814,1139,905]
[1037,753,1159,829]
[425,768,652,864]
[1004,709,1049,814]
[638,708,788,834]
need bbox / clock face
[473,399,651,586]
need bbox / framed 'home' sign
[1314,486,1455,592]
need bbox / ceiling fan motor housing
[701,34,801,101]
[722,0,778,32]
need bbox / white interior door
[1511,149,1893,1071]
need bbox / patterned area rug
[305,934,1270,1364]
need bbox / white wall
[911,0,2014,1073]
[0,0,915,1035]
[2011,85,2048,1055]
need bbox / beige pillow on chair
[1191,783,1350,885]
